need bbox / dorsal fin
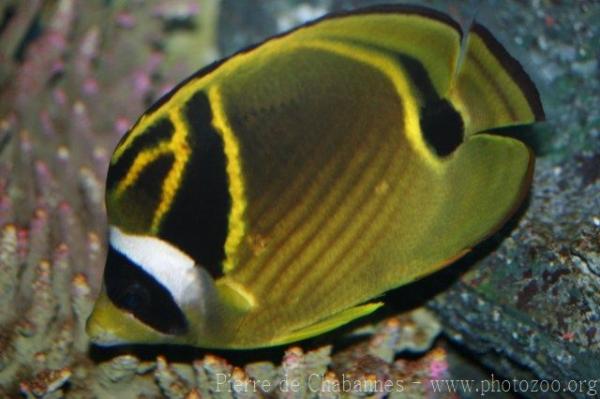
[449,21,545,136]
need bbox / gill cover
[87,5,544,349]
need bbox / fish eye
[120,283,150,311]
[105,245,189,335]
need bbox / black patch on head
[104,245,188,335]
[420,99,464,157]
[131,153,174,204]
[107,118,175,191]
[158,91,230,278]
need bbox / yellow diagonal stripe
[209,86,247,274]
[150,110,192,233]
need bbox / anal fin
[269,302,383,346]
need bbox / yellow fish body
[87,5,544,349]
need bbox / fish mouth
[85,309,126,346]
[86,286,178,346]
[87,333,124,347]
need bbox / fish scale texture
[0,0,598,398]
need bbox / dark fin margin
[471,23,545,121]
[327,4,462,39]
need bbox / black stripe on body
[342,39,464,157]
[387,48,464,156]
[391,51,440,104]
[420,99,464,156]
[107,118,175,191]
[104,245,188,335]
[158,91,230,278]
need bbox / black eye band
[104,245,188,335]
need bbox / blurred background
[0,0,598,397]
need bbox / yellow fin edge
[269,302,384,346]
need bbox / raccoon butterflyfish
[86,4,544,349]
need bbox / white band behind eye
[108,226,202,304]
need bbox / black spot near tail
[420,99,464,157]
